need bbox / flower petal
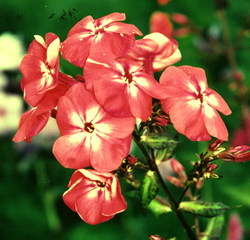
[205,88,232,115]
[203,103,229,141]
[52,133,91,169]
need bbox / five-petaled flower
[53,83,135,172]
[63,169,127,225]
[61,12,142,68]
[160,66,232,141]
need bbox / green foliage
[147,199,172,216]
[179,201,229,218]
[140,171,159,207]
[201,215,225,240]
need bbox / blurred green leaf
[147,199,172,216]
[179,201,229,217]
[141,133,178,150]
[201,215,224,240]
[141,171,159,207]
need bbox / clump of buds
[166,158,187,188]
[218,145,250,162]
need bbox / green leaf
[141,133,178,150]
[201,215,225,240]
[140,171,159,207]
[179,201,229,217]
[147,199,172,216]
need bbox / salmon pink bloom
[127,32,181,72]
[53,83,135,172]
[150,12,173,38]
[63,169,127,225]
[61,12,142,68]
[160,66,231,141]
[13,73,76,142]
[85,57,168,121]
[20,33,60,106]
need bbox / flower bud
[172,13,189,25]
[149,235,166,240]
[127,155,137,165]
[156,0,171,6]
[209,139,224,151]
[170,158,184,174]
[166,176,185,188]
[218,145,250,162]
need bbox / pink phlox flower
[84,56,168,121]
[63,169,127,225]
[160,66,231,141]
[61,12,142,68]
[13,73,76,142]
[53,82,135,172]
[127,32,181,72]
[20,33,60,106]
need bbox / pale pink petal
[46,37,60,68]
[180,66,208,92]
[95,115,135,139]
[160,66,199,96]
[63,179,93,212]
[93,72,132,117]
[12,108,50,142]
[203,103,229,141]
[45,32,59,45]
[105,22,143,36]
[97,12,126,27]
[52,133,91,169]
[68,16,95,36]
[27,39,46,60]
[75,188,113,225]
[205,88,232,115]
[143,32,181,71]
[128,83,152,121]
[90,135,129,172]
[133,72,168,99]
[102,176,127,216]
[168,99,211,141]
[61,34,93,67]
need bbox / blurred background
[1,0,250,239]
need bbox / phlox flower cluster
[13,13,231,224]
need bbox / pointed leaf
[147,199,172,216]
[179,201,229,217]
[141,132,178,150]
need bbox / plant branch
[133,132,198,240]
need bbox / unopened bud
[209,139,224,151]
[219,145,250,162]
[154,116,169,127]
[170,158,184,174]
[172,13,189,25]
[232,71,244,82]
[156,0,171,6]
[207,163,218,171]
[127,155,137,165]
[166,176,185,188]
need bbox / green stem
[133,132,198,240]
